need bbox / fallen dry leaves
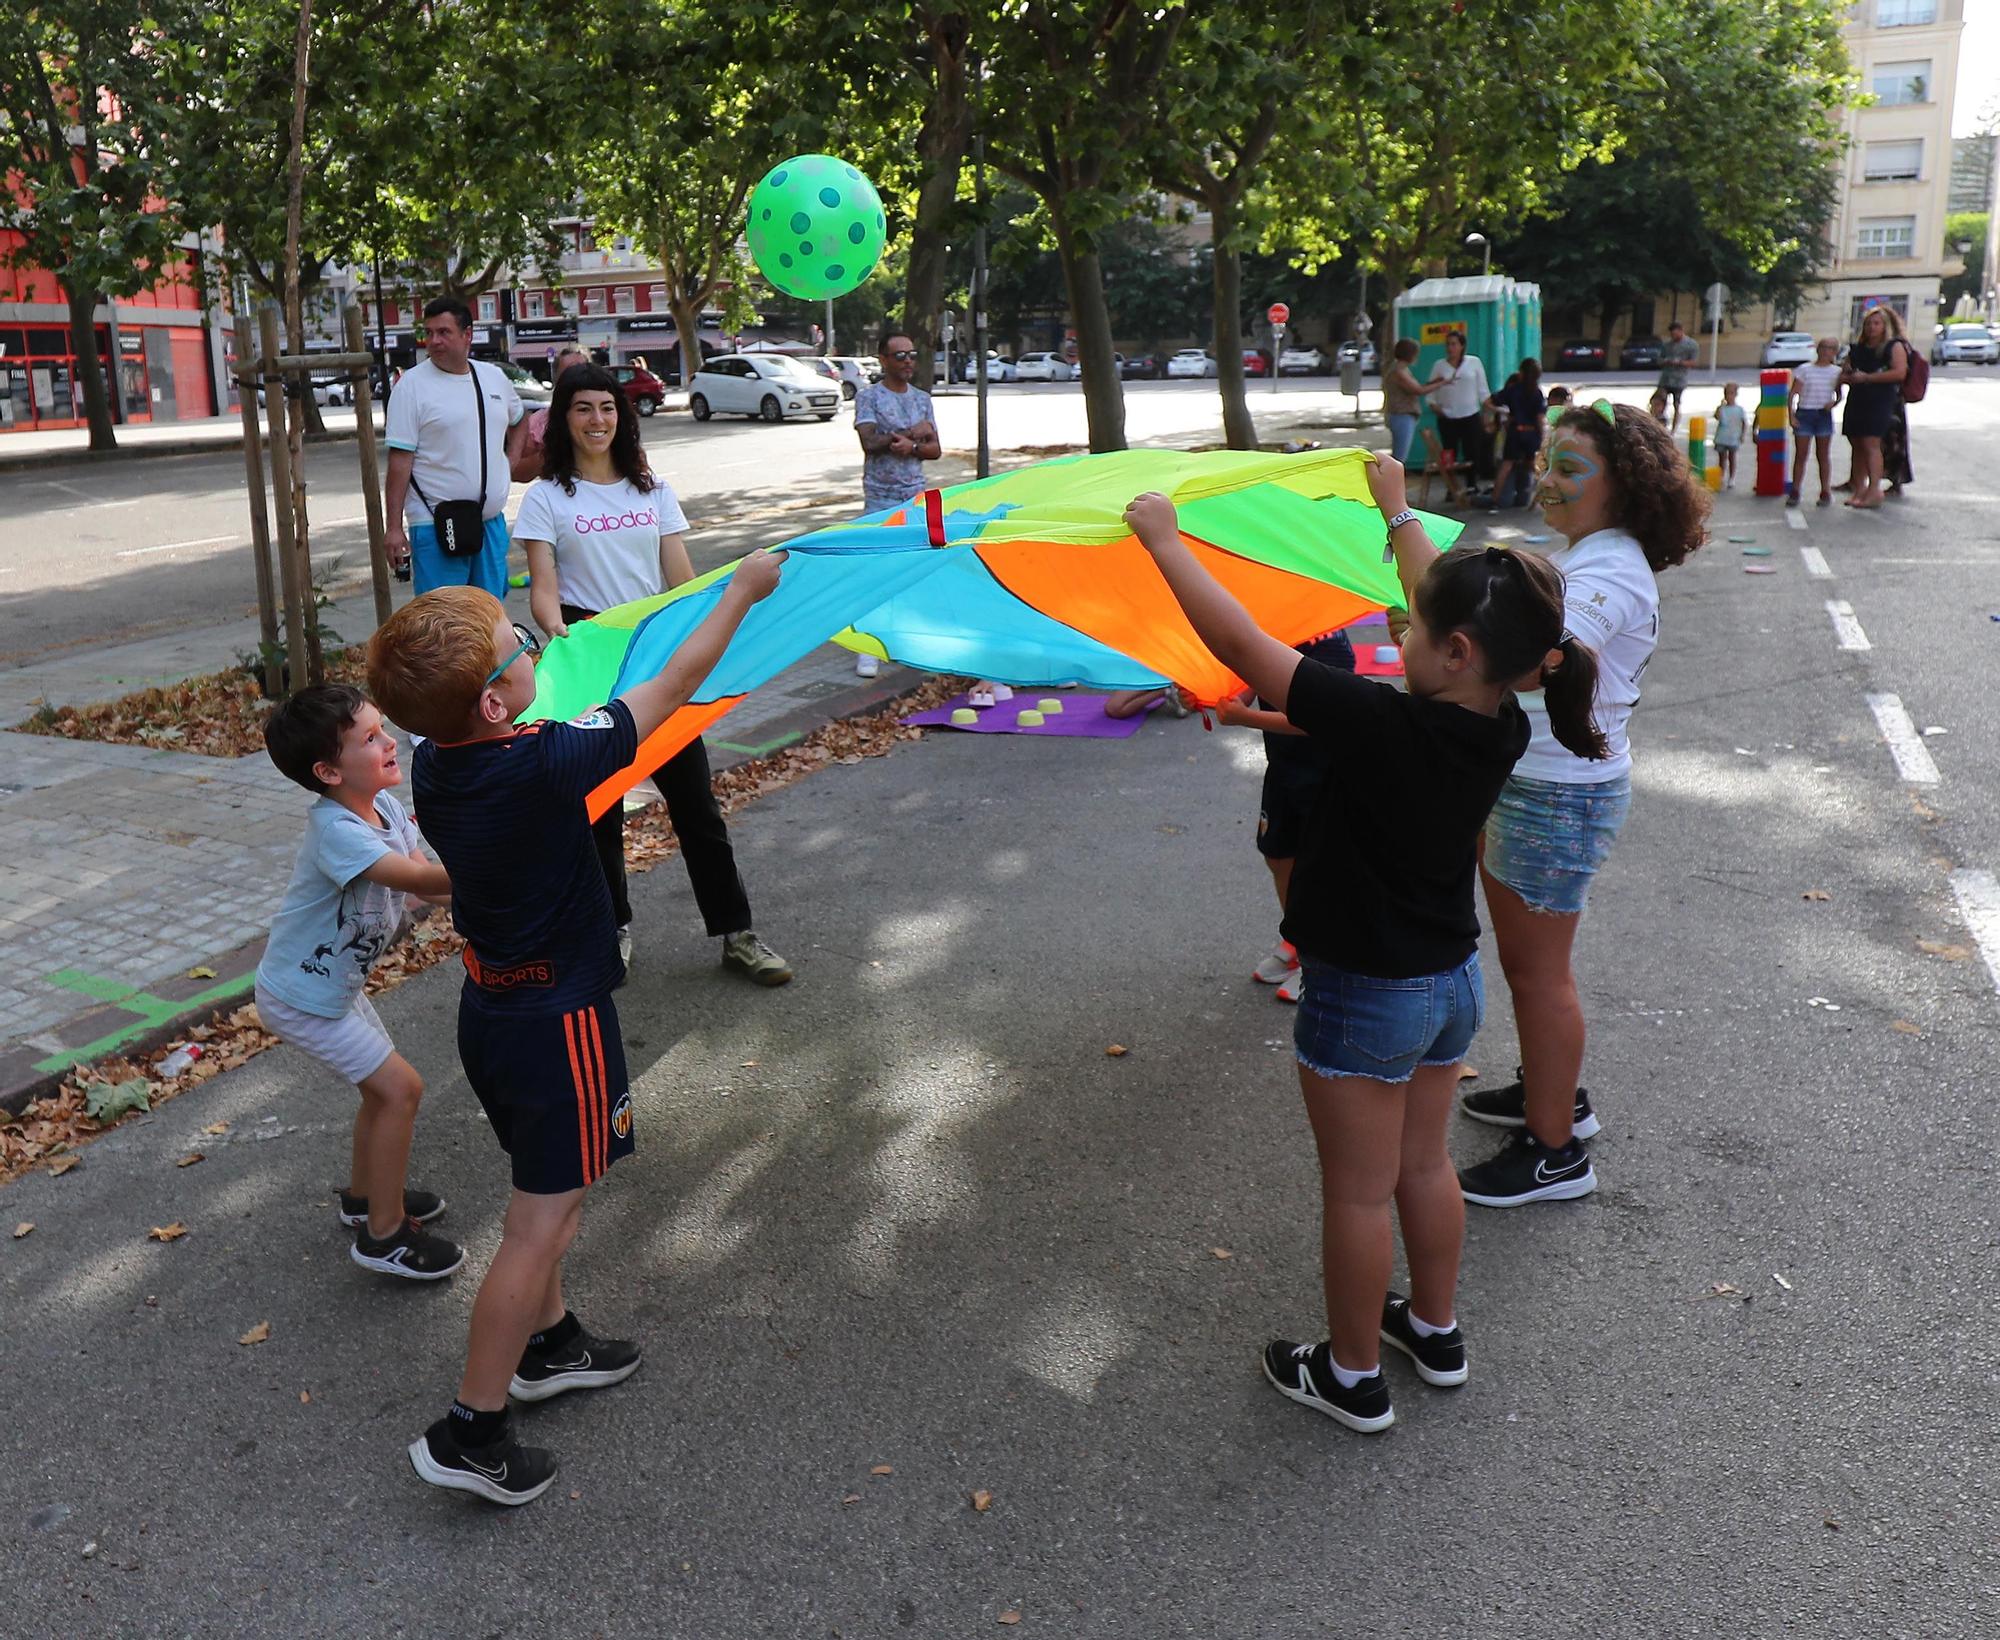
[1917,939,1973,962]
[147,1222,189,1243]
[238,1321,272,1346]
[1801,889,1831,902]
[970,1490,994,1513]
[12,1222,32,1239]
[299,1390,311,1404]
[176,1152,204,1168]
[1890,1019,1922,1035]
[869,1464,894,1477]
[1210,1247,1233,1260]
[998,1611,1023,1626]
[1104,1044,1129,1058]
[0,676,961,1190]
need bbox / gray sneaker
[721,931,792,987]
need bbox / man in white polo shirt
[384,297,527,597]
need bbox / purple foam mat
[903,690,1156,739]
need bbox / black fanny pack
[410,365,489,557]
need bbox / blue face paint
[1536,438,1600,508]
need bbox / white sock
[1328,1356,1379,1389]
[1408,1311,1456,1338]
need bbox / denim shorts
[1482,772,1631,916]
[1292,953,1483,1085]
[1794,406,1834,439]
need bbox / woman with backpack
[1838,307,1915,511]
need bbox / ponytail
[1541,636,1609,761]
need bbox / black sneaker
[350,1218,465,1280]
[408,1417,557,1507]
[337,1186,446,1228]
[1380,1293,1468,1387]
[1260,1339,1394,1433]
[509,1326,642,1402]
[1458,1130,1597,1208]
[1458,1068,1600,1140]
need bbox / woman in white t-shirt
[1426,330,1492,495]
[516,365,791,987]
[1456,400,1707,1208]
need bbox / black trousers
[563,601,752,936]
[1438,413,1493,484]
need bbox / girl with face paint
[1456,402,1707,1209]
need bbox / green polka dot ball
[746,154,886,301]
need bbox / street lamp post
[1466,231,1490,279]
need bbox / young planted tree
[0,1,190,449]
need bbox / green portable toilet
[1392,276,1543,471]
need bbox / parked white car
[1937,322,1999,365]
[958,350,1019,382]
[687,354,842,422]
[496,360,553,403]
[1278,345,1330,376]
[1014,351,1075,382]
[1166,349,1217,379]
[1760,331,1816,367]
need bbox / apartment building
[1797,0,1968,340]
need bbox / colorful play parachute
[523,446,1459,817]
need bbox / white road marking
[1870,557,2000,567]
[1784,508,1807,531]
[1865,693,1940,784]
[1800,546,1831,578]
[117,535,237,558]
[1949,869,2000,1000]
[1825,599,1871,650]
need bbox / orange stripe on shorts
[563,1010,595,1185]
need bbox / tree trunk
[903,15,972,388]
[65,284,118,451]
[1047,202,1124,452]
[282,0,321,679]
[669,294,707,389]
[1210,199,1256,451]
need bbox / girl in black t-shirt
[1123,465,1608,1435]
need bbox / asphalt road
[4,373,2000,1634]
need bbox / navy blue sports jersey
[413,698,639,1014]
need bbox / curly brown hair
[1553,402,1709,571]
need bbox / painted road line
[1784,508,1808,531]
[1800,546,1832,578]
[1825,599,1871,650]
[1866,693,1940,784]
[117,534,237,558]
[1949,869,2000,1000]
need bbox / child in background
[1124,465,1607,1435]
[1545,385,1572,415]
[1711,382,1747,488]
[1216,631,1357,1004]
[1646,388,1669,424]
[1786,338,1843,508]
[370,556,783,1506]
[1485,358,1546,511]
[254,684,464,1281]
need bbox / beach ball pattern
[746,154,887,302]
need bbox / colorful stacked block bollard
[1754,368,1790,496]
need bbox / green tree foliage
[0,0,191,449]
[1492,0,1851,336]
[1942,211,1988,315]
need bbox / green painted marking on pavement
[43,968,142,1003]
[32,971,257,1075]
[713,730,806,757]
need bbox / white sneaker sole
[1380,1329,1470,1388]
[350,1242,464,1281]
[508,1357,641,1402]
[407,1437,555,1506]
[1459,1102,1602,1141]
[1261,1359,1395,1434]
[1460,1166,1597,1209]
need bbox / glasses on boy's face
[486,622,542,686]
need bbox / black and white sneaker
[1260,1339,1394,1433]
[1458,1068,1600,1140]
[1380,1293,1468,1387]
[408,1417,557,1507]
[509,1326,642,1402]
[350,1219,465,1280]
[337,1186,446,1228]
[1458,1130,1597,1208]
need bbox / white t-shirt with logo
[1427,354,1490,420]
[385,357,523,524]
[513,474,691,614]
[1514,527,1659,785]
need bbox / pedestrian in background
[384,297,528,597]
[1381,339,1440,467]
[1710,382,1746,489]
[511,345,591,483]
[1786,338,1843,507]
[1425,330,1491,500]
[1838,306,1911,511]
[1484,357,1545,510]
[851,326,941,676]
[1655,320,1698,433]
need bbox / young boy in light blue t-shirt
[254,684,463,1281]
